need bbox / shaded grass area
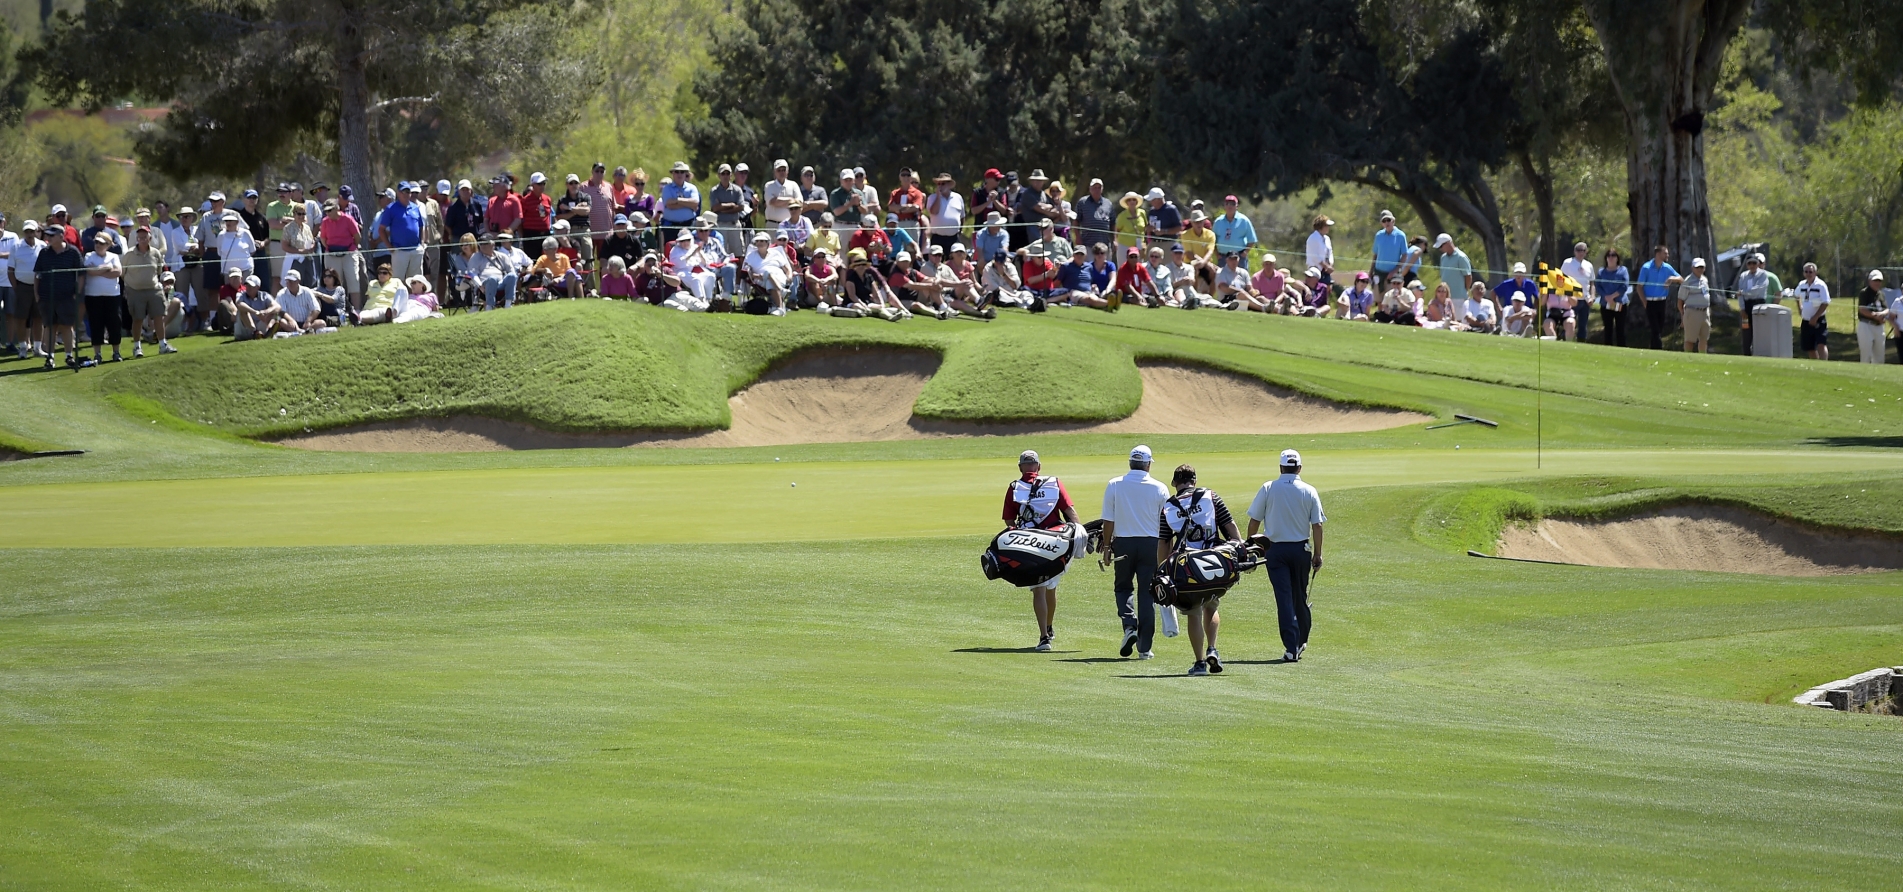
[2,482,1899,889]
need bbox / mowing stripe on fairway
[0,448,1889,548]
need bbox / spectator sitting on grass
[1143,246,1176,307]
[1166,244,1214,308]
[633,252,677,305]
[1493,263,1540,319]
[1181,211,1219,292]
[599,255,637,300]
[1028,218,1072,266]
[1463,282,1498,333]
[356,264,403,324]
[983,247,1034,308]
[884,213,919,260]
[1502,292,1537,336]
[935,244,993,316]
[1373,273,1418,325]
[806,211,841,259]
[1021,244,1060,300]
[234,274,288,339]
[1053,244,1109,309]
[393,276,443,323]
[1337,271,1376,320]
[745,231,793,315]
[1112,246,1156,309]
[1251,254,1295,313]
[1421,281,1459,329]
[667,231,717,309]
[275,270,330,333]
[805,248,840,306]
[849,214,892,267]
[889,250,955,319]
[1216,251,1263,311]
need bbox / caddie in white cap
[1246,448,1325,662]
[1100,443,1172,659]
[1002,448,1081,651]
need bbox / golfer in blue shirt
[1246,449,1325,663]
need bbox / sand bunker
[1496,504,1903,576]
[277,351,1426,452]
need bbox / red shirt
[1022,257,1057,288]
[1003,473,1073,530]
[848,228,891,256]
[486,191,522,232]
[888,185,926,220]
[1114,260,1152,294]
[887,267,930,291]
[519,190,553,232]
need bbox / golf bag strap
[1165,488,1212,556]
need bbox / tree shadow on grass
[952,646,1081,654]
[1804,436,1903,449]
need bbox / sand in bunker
[1497,504,1903,576]
[278,350,1426,451]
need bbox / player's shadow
[952,647,1081,654]
[1223,659,1296,665]
[1053,657,1128,663]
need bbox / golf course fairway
[2,304,1899,889]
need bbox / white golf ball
[791,482,797,487]
[1455,445,1461,450]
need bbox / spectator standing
[1369,210,1406,281]
[518,173,554,244]
[319,200,363,311]
[1145,188,1183,247]
[1305,215,1336,292]
[1560,242,1595,343]
[888,168,926,248]
[711,163,748,256]
[484,177,522,236]
[829,168,867,228]
[0,214,16,354]
[923,173,967,256]
[1855,270,1887,363]
[555,174,593,265]
[81,232,123,363]
[1395,235,1428,285]
[376,184,428,282]
[1073,179,1115,255]
[1434,232,1473,296]
[971,168,1010,229]
[33,228,85,369]
[1113,192,1146,258]
[1593,248,1631,347]
[216,210,258,278]
[1678,257,1713,352]
[798,166,829,228]
[1795,262,1831,360]
[1735,252,1772,355]
[7,222,41,358]
[447,180,487,243]
[622,168,660,223]
[1212,195,1257,268]
[1011,170,1050,244]
[1493,263,1539,323]
[1101,444,1171,661]
[123,225,172,356]
[1181,212,1217,281]
[575,163,612,256]
[1890,280,1903,362]
[763,160,800,232]
[264,184,297,288]
[733,163,758,233]
[1636,245,1682,349]
[236,191,272,288]
[851,167,881,218]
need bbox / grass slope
[3,482,1899,889]
[95,300,1902,443]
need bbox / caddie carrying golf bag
[1151,487,1262,610]
[981,522,1090,587]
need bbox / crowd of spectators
[4,161,1901,367]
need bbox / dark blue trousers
[1113,536,1159,653]
[1263,541,1313,654]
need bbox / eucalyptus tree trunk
[1582,0,1750,266]
[1517,151,1559,266]
[335,16,374,206]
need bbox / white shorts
[1036,568,1065,591]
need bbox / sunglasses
[633,181,646,186]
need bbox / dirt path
[1497,504,1903,576]
[277,351,1427,452]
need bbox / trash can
[1751,304,1793,358]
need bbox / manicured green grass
[2,481,1899,889]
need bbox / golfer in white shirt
[1246,449,1326,662]
[1100,444,1172,659]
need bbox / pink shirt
[600,272,637,298]
[319,214,361,250]
[1252,267,1287,296]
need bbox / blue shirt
[1211,213,1257,256]
[1371,226,1408,271]
[1149,202,1182,235]
[1594,264,1630,305]
[886,227,919,257]
[1087,260,1115,293]
[1057,259,1090,291]
[659,181,701,225]
[1637,259,1678,299]
[375,200,424,249]
[974,227,1010,266]
[1493,277,1538,306]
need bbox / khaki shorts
[125,287,167,320]
[324,252,361,293]
[1682,306,1711,343]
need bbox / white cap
[1144,187,1165,201]
[1280,449,1302,467]
[1019,450,1040,463]
[893,250,912,263]
[436,179,452,193]
[1304,266,1320,278]
[950,242,967,254]
[244,275,261,288]
[1130,444,1153,462]
[284,269,301,282]
[1870,269,1886,281]
[1434,233,1452,248]
[840,168,856,181]
[751,231,770,243]
[457,178,472,191]
[529,172,547,184]
[1691,257,1706,268]
[50,203,67,215]
[772,158,789,169]
[1511,261,1527,274]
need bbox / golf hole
[1496,504,1903,576]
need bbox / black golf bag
[1153,540,1265,610]
[981,522,1089,588]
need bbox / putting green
[6,447,1891,547]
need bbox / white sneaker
[133,344,144,358]
[1284,649,1299,662]
[1138,651,1154,660]
[768,306,786,316]
[159,341,177,354]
